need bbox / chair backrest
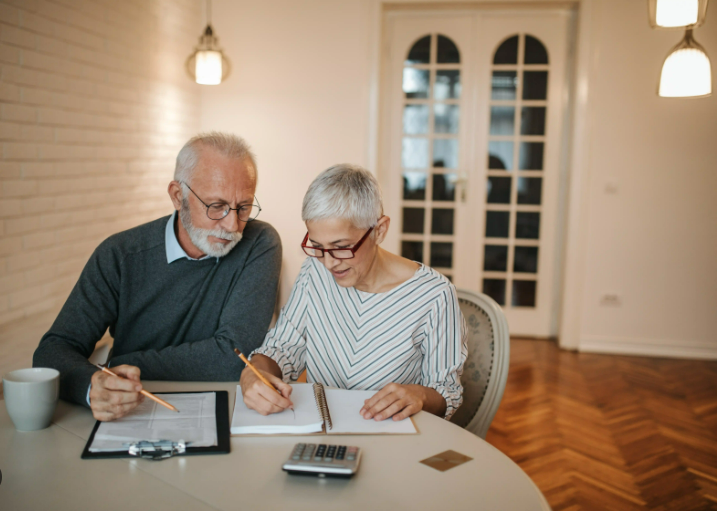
[449,289,510,439]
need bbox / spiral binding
[313,382,333,431]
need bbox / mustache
[204,227,243,242]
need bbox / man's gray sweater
[33,214,282,406]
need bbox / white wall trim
[557,0,598,349]
[580,336,717,361]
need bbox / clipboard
[81,391,230,459]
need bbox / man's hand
[89,365,144,421]
[360,383,427,421]
[240,366,293,416]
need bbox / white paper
[230,383,417,435]
[324,388,417,434]
[231,384,322,434]
[89,392,217,452]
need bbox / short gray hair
[302,164,383,230]
[174,132,257,187]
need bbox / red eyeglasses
[301,225,375,260]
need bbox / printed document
[89,392,217,452]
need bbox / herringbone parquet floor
[486,339,717,511]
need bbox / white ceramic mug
[3,368,60,431]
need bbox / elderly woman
[241,164,467,421]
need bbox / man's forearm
[33,336,99,406]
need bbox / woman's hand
[240,366,293,416]
[360,383,427,421]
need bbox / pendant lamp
[659,29,712,97]
[186,0,231,85]
[648,0,709,29]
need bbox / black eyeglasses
[182,182,261,222]
[301,225,375,259]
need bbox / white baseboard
[580,335,717,361]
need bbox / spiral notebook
[231,383,417,435]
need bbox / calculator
[282,443,362,478]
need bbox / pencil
[235,349,294,415]
[234,349,283,396]
[95,364,180,413]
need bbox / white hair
[174,132,257,193]
[302,164,383,230]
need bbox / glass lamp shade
[195,51,222,85]
[186,25,231,85]
[659,30,712,97]
[648,0,709,29]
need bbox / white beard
[179,199,243,258]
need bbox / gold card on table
[231,382,418,436]
[420,450,473,472]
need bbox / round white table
[0,381,548,510]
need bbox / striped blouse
[252,257,467,419]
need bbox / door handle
[450,174,468,203]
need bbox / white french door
[382,8,571,337]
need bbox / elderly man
[33,132,282,421]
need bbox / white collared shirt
[165,211,214,263]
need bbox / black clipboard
[81,391,230,459]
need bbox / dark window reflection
[484,245,508,271]
[432,208,454,235]
[517,177,542,205]
[485,211,510,238]
[494,35,519,64]
[403,172,426,200]
[483,279,506,306]
[491,71,517,100]
[406,35,431,65]
[487,177,512,204]
[402,207,425,233]
[522,71,548,100]
[432,173,456,201]
[430,242,453,268]
[524,35,548,64]
[520,107,546,135]
[519,142,544,170]
[514,246,538,273]
[512,280,537,307]
[488,141,513,170]
[402,241,423,263]
[437,35,460,63]
[515,212,540,239]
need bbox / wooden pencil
[94,364,180,413]
[234,349,282,395]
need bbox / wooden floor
[486,339,717,511]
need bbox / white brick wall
[0,0,202,326]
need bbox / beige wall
[203,0,717,358]
[0,0,202,326]
[201,0,376,304]
[564,0,717,358]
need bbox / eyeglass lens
[206,203,261,221]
